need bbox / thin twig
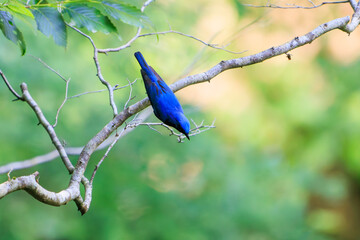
[98,29,245,54]
[141,0,154,11]
[97,0,154,53]
[127,119,216,142]
[243,1,349,9]
[28,56,70,127]
[124,79,134,109]
[30,55,67,82]
[0,70,23,100]
[7,169,12,181]
[144,123,164,135]
[127,122,178,135]
[308,0,316,7]
[89,127,126,185]
[138,30,246,54]
[53,78,70,127]
[96,0,244,55]
[68,79,137,99]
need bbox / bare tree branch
[170,17,353,91]
[0,171,77,205]
[20,83,74,173]
[0,170,89,214]
[142,0,154,10]
[308,0,316,7]
[349,0,357,9]
[343,1,360,32]
[0,70,23,100]
[98,29,244,54]
[126,119,215,142]
[243,1,349,9]
[137,30,246,54]
[30,55,67,82]
[0,149,68,175]
[67,79,137,99]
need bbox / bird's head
[174,113,190,140]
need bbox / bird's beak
[185,133,190,140]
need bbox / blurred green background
[1,0,360,239]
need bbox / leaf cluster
[0,0,150,54]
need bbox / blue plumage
[134,51,190,140]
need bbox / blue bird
[134,51,190,140]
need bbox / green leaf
[0,10,26,55]
[102,1,150,28]
[31,7,67,46]
[64,3,116,34]
[6,1,34,18]
[232,0,246,17]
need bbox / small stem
[243,1,349,9]
[90,128,126,184]
[53,78,70,127]
[0,70,23,100]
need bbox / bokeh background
[1,0,360,239]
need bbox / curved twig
[0,171,79,205]
[343,1,360,32]
[243,1,349,9]
[67,79,137,99]
[137,30,246,54]
[53,78,70,127]
[0,70,23,100]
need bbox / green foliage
[0,0,149,52]
[31,7,67,46]
[4,1,33,18]
[101,1,150,27]
[232,0,247,17]
[63,3,116,34]
[0,10,26,54]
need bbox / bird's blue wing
[151,68,182,110]
[141,68,183,119]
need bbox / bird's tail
[134,52,150,71]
